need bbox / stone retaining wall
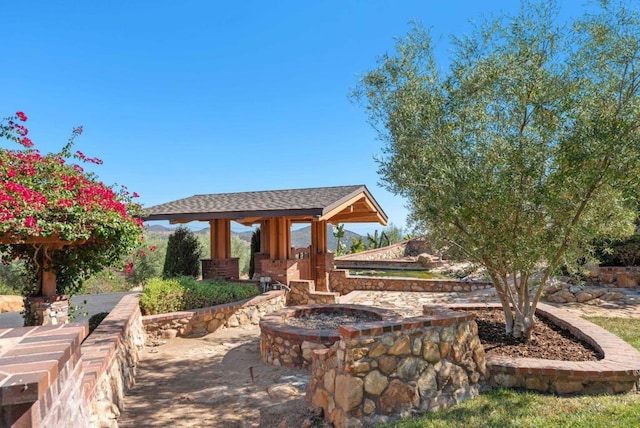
[592,266,640,287]
[143,290,287,339]
[287,280,339,306]
[306,307,487,427]
[329,269,492,295]
[446,303,640,395]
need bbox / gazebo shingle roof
[143,185,387,224]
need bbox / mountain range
[145,224,362,252]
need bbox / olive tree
[355,1,640,339]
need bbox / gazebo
[143,185,387,288]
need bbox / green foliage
[332,224,346,256]
[249,228,260,278]
[595,235,640,266]
[0,258,34,295]
[81,269,131,294]
[231,235,250,278]
[139,277,185,315]
[163,226,202,278]
[349,236,367,253]
[382,223,407,244]
[355,1,640,338]
[366,230,390,249]
[139,276,260,315]
[126,233,167,285]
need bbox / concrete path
[0,291,140,328]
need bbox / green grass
[388,388,640,428]
[382,317,640,428]
[585,316,640,350]
[348,269,447,279]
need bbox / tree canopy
[355,0,640,338]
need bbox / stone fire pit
[259,304,400,368]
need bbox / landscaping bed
[472,309,602,361]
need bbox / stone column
[25,295,70,326]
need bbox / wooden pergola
[143,185,387,287]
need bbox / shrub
[139,276,260,315]
[139,277,185,315]
[163,226,202,278]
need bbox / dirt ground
[118,291,640,428]
[118,325,324,428]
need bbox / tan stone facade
[306,307,487,427]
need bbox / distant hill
[144,224,361,252]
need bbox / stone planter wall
[329,269,492,296]
[306,307,487,427]
[143,290,287,339]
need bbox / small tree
[332,224,346,256]
[163,226,202,278]
[355,1,640,339]
[0,112,143,298]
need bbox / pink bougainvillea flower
[21,137,33,147]
[24,216,37,228]
[149,245,157,252]
[16,111,27,122]
[139,250,147,257]
[133,192,140,198]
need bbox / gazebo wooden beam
[209,219,231,259]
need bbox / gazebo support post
[202,219,239,280]
[311,220,332,292]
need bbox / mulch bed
[470,309,602,361]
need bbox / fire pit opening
[259,304,400,368]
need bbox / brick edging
[442,302,640,394]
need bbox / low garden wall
[591,266,640,287]
[142,290,287,338]
[446,303,640,395]
[306,307,487,427]
[287,280,339,306]
[0,293,146,428]
[329,269,492,295]
[81,294,146,427]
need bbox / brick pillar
[259,259,301,285]
[25,295,70,326]
[315,252,334,292]
[201,258,239,280]
[253,253,269,278]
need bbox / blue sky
[1,1,597,234]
